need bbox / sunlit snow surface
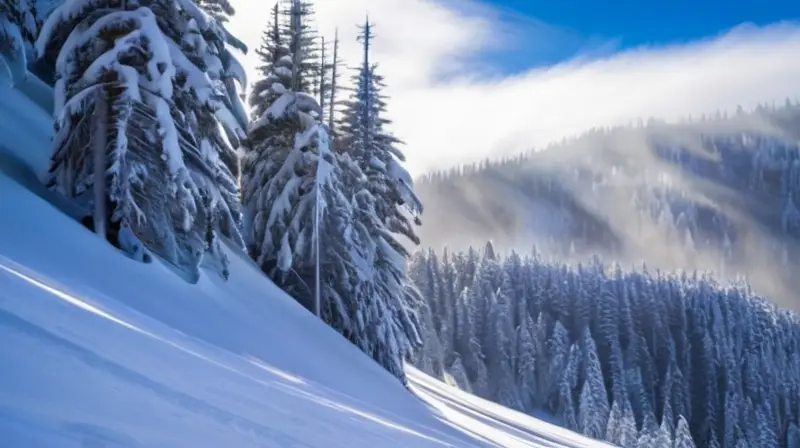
[0,68,609,447]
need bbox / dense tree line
[3,0,422,383]
[410,243,800,447]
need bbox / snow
[387,158,423,215]
[0,169,609,447]
[1,15,27,77]
[0,63,610,448]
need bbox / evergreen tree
[248,3,287,121]
[558,343,581,431]
[283,0,319,94]
[782,193,800,235]
[242,0,328,282]
[194,0,235,22]
[412,297,445,378]
[653,417,673,448]
[578,328,609,440]
[37,0,246,277]
[618,401,639,448]
[546,319,569,409]
[456,287,489,396]
[515,313,537,411]
[605,400,624,445]
[0,0,38,63]
[754,402,778,447]
[323,28,344,149]
[337,18,423,246]
[636,411,660,448]
[722,390,739,448]
[673,415,696,448]
[786,423,800,448]
[325,16,422,383]
[447,353,472,394]
[486,288,520,409]
[438,247,457,362]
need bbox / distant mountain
[415,102,800,309]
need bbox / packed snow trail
[0,169,612,447]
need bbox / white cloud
[228,1,800,175]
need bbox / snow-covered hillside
[0,168,609,448]
[0,63,608,447]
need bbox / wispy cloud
[229,1,800,175]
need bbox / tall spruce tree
[327,28,342,144]
[37,0,247,278]
[248,3,286,121]
[242,0,332,296]
[328,17,423,383]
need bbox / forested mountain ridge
[409,244,800,447]
[415,102,800,308]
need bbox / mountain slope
[0,168,611,447]
[415,105,800,308]
[0,63,608,447]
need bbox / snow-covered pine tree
[337,17,423,239]
[617,401,639,448]
[558,343,581,431]
[282,0,319,94]
[438,247,457,361]
[578,328,609,440]
[486,288,521,410]
[754,401,778,447]
[605,399,624,445]
[248,3,287,122]
[326,17,423,383]
[781,193,800,236]
[326,28,342,145]
[411,291,445,378]
[545,318,570,409]
[193,0,234,23]
[316,34,331,124]
[167,0,249,273]
[242,0,326,279]
[456,286,489,396]
[653,417,673,447]
[674,415,696,448]
[447,353,472,393]
[0,0,38,63]
[515,312,537,411]
[37,0,246,277]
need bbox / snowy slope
[0,64,609,448]
[0,171,612,448]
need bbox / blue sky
[476,0,800,73]
[231,0,800,173]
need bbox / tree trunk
[92,89,108,240]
